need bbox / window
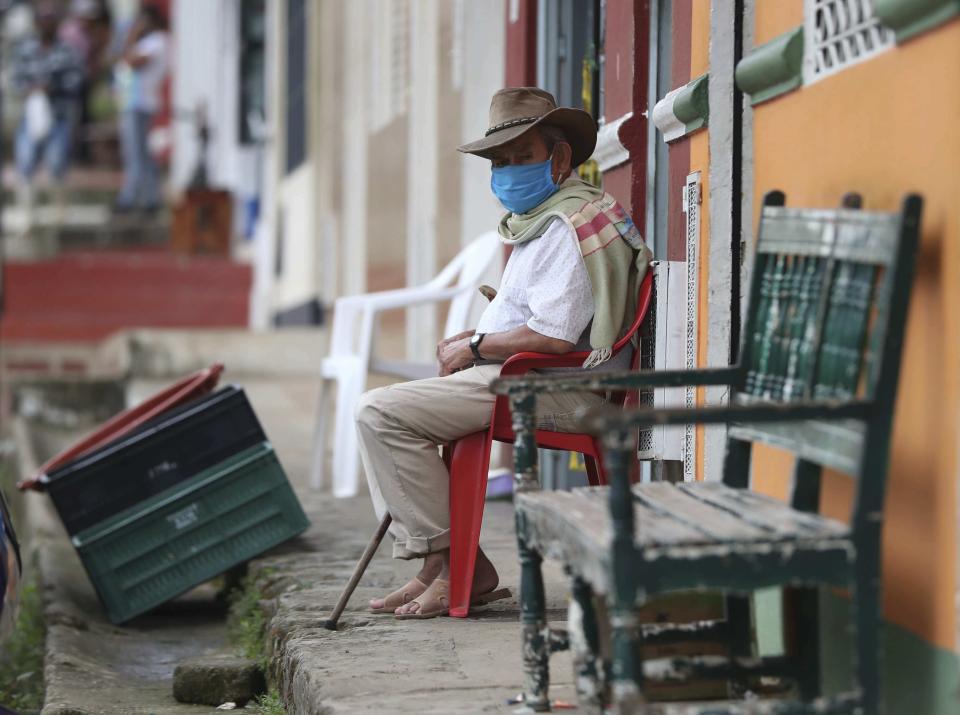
[537,0,603,184]
[803,0,894,84]
[536,0,602,118]
[238,0,266,145]
[285,0,308,173]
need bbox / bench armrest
[580,398,873,434]
[490,366,742,396]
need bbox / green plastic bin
[71,442,309,624]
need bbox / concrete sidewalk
[240,376,584,714]
[9,332,582,714]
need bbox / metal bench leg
[518,525,551,711]
[511,390,551,711]
[785,586,821,700]
[610,605,641,715]
[726,593,754,696]
[569,575,603,709]
[853,553,882,713]
[605,430,642,715]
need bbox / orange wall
[677,0,958,651]
[754,0,804,45]
[749,21,960,651]
[690,0,711,481]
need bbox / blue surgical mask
[490,157,559,214]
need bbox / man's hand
[434,325,576,377]
[438,336,475,377]
[436,329,475,359]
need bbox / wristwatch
[469,333,486,360]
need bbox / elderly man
[358,87,649,619]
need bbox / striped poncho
[498,178,651,368]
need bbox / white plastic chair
[311,231,502,497]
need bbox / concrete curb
[234,492,582,715]
[11,415,232,715]
[11,416,90,715]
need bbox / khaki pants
[355,364,603,559]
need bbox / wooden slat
[832,214,899,265]
[758,210,835,258]
[728,417,864,476]
[758,206,899,265]
[573,486,707,547]
[641,619,729,645]
[645,691,862,715]
[813,262,877,399]
[522,483,848,553]
[676,483,848,539]
[643,654,795,682]
[518,489,612,546]
[521,486,741,554]
[516,490,614,593]
[631,483,772,542]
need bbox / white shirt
[477,218,594,344]
[476,217,634,371]
[116,31,169,113]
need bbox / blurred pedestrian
[114,3,169,214]
[12,1,84,229]
[60,0,115,163]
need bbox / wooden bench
[491,192,922,713]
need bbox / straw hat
[457,87,597,168]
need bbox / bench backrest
[729,192,921,519]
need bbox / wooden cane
[323,512,392,630]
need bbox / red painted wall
[600,0,635,212]
[504,0,538,87]
[601,1,649,224]
[501,0,652,230]
[604,0,636,119]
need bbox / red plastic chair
[447,272,653,617]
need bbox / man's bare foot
[394,547,500,616]
[466,547,501,597]
[368,576,430,613]
[368,553,442,612]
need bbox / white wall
[171,0,260,203]
[249,0,506,333]
[459,0,506,247]
[458,0,507,330]
[249,0,282,329]
[256,0,319,320]
[275,163,318,307]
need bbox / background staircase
[1,248,251,343]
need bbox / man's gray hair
[538,124,569,153]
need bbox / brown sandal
[394,578,512,620]
[368,576,430,614]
